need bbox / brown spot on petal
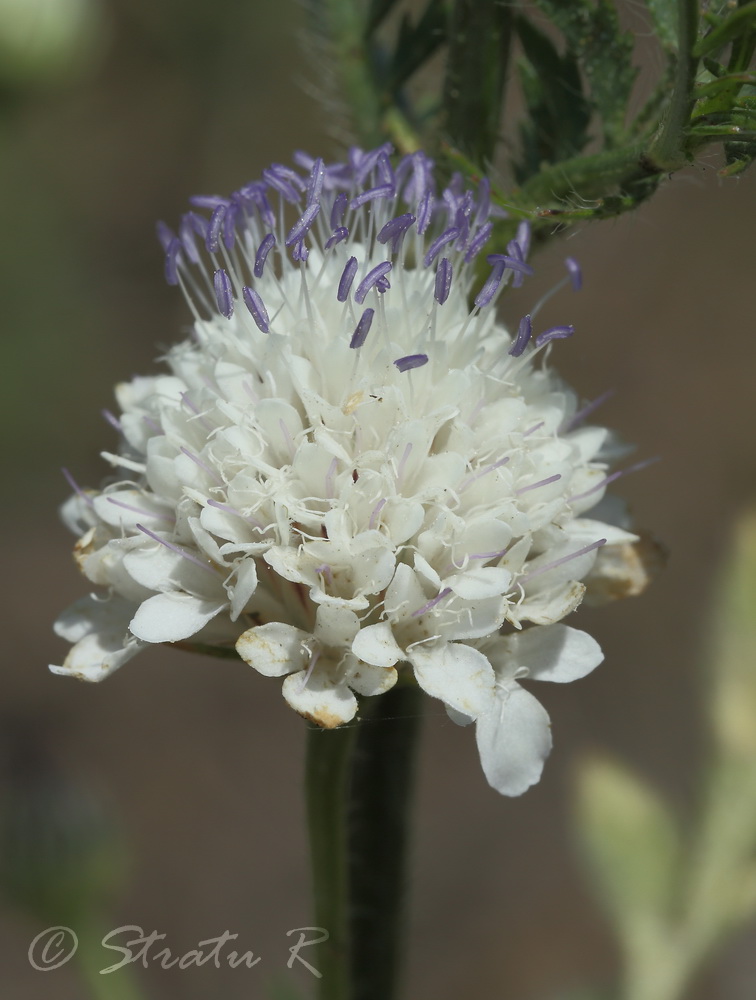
[342,390,364,415]
[73,528,97,574]
[297,708,347,730]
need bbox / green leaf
[442,0,513,165]
[694,3,756,59]
[575,756,681,931]
[513,14,591,183]
[646,0,679,51]
[533,0,638,146]
[365,0,401,36]
[388,0,447,93]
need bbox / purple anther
[416,191,434,235]
[136,523,218,575]
[164,239,182,286]
[412,587,452,618]
[409,151,433,203]
[179,215,202,264]
[355,261,393,304]
[262,168,301,203]
[101,408,121,431]
[535,325,574,348]
[285,203,320,247]
[368,497,387,530]
[206,204,226,254]
[189,194,227,210]
[516,473,562,496]
[330,192,348,229]
[350,308,374,349]
[292,150,315,170]
[423,227,460,267]
[564,388,614,431]
[337,256,359,302]
[293,241,310,262]
[222,201,238,251]
[506,239,527,288]
[306,157,325,206]
[156,220,175,251]
[508,314,532,357]
[521,538,606,583]
[375,276,391,293]
[350,184,394,209]
[242,285,270,332]
[376,151,396,189]
[486,252,535,278]
[324,227,349,249]
[565,256,582,291]
[353,143,394,185]
[474,259,506,308]
[62,467,94,506]
[377,213,416,254]
[475,177,491,225]
[515,220,532,258]
[393,354,428,373]
[434,258,453,305]
[213,268,234,319]
[254,233,276,278]
[463,222,494,263]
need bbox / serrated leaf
[514,14,591,183]
[646,0,679,51]
[575,756,681,930]
[533,0,638,146]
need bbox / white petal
[314,605,360,647]
[283,671,358,728]
[235,621,310,676]
[515,580,586,625]
[351,622,403,667]
[447,566,512,600]
[50,631,143,682]
[505,624,603,683]
[228,558,258,621]
[129,592,226,642]
[346,658,398,697]
[409,641,495,718]
[475,685,553,796]
[53,594,136,643]
[446,704,474,727]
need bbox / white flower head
[52,146,647,795]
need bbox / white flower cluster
[52,147,644,794]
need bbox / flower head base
[52,146,645,795]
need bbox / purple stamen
[355,261,393,304]
[222,201,237,250]
[242,286,270,333]
[189,194,227,210]
[306,158,325,206]
[206,497,265,530]
[262,166,302,203]
[350,308,374,349]
[254,233,276,278]
[516,473,562,495]
[523,421,545,437]
[206,204,226,254]
[315,563,334,586]
[464,221,493,262]
[423,227,460,267]
[434,258,453,305]
[565,257,582,291]
[486,252,535,278]
[337,256,359,302]
[368,498,387,530]
[377,213,416,253]
[508,314,532,357]
[62,467,94,507]
[350,184,394,209]
[292,240,309,262]
[564,389,615,431]
[475,177,491,224]
[569,457,659,503]
[164,239,182,286]
[412,587,452,618]
[299,649,321,691]
[213,268,234,319]
[516,220,532,259]
[393,354,428,373]
[375,276,391,293]
[106,496,173,522]
[285,203,320,247]
[460,455,510,491]
[156,221,175,251]
[101,409,121,432]
[325,227,349,249]
[325,458,338,499]
[330,192,348,229]
[535,325,574,348]
[179,446,223,484]
[415,191,434,235]
[179,214,202,264]
[520,538,606,582]
[135,523,218,576]
[474,259,506,308]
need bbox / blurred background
[2,0,756,997]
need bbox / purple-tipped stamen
[423,227,460,267]
[285,203,320,247]
[350,308,374,349]
[520,538,606,583]
[368,498,387,530]
[222,202,238,251]
[569,456,660,503]
[475,177,491,225]
[325,227,349,250]
[179,214,202,264]
[415,191,434,235]
[434,258,453,305]
[350,184,394,209]
[254,233,276,278]
[508,315,532,357]
[164,239,182,286]
[486,252,535,278]
[292,240,309,262]
[565,257,582,291]
[412,587,452,618]
[564,388,615,431]
[535,325,574,348]
[242,285,270,333]
[189,194,227,210]
[330,191,348,229]
[516,473,562,495]
[107,496,173,522]
[136,523,218,576]
[262,166,302,203]
[377,213,416,254]
[355,261,393,304]
[464,221,493,262]
[156,221,175,251]
[101,409,122,432]
[474,259,506,308]
[213,268,234,319]
[62,467,94,507]
[515,220,532,259]
[393,354,428,373]
[206,497,265,530]
[179,446,224,484]
[337,257,359,302]
[306,158,325,206]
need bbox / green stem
[307,723,357,1000]
[648,0,700,170]
[348,683,423,1000]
